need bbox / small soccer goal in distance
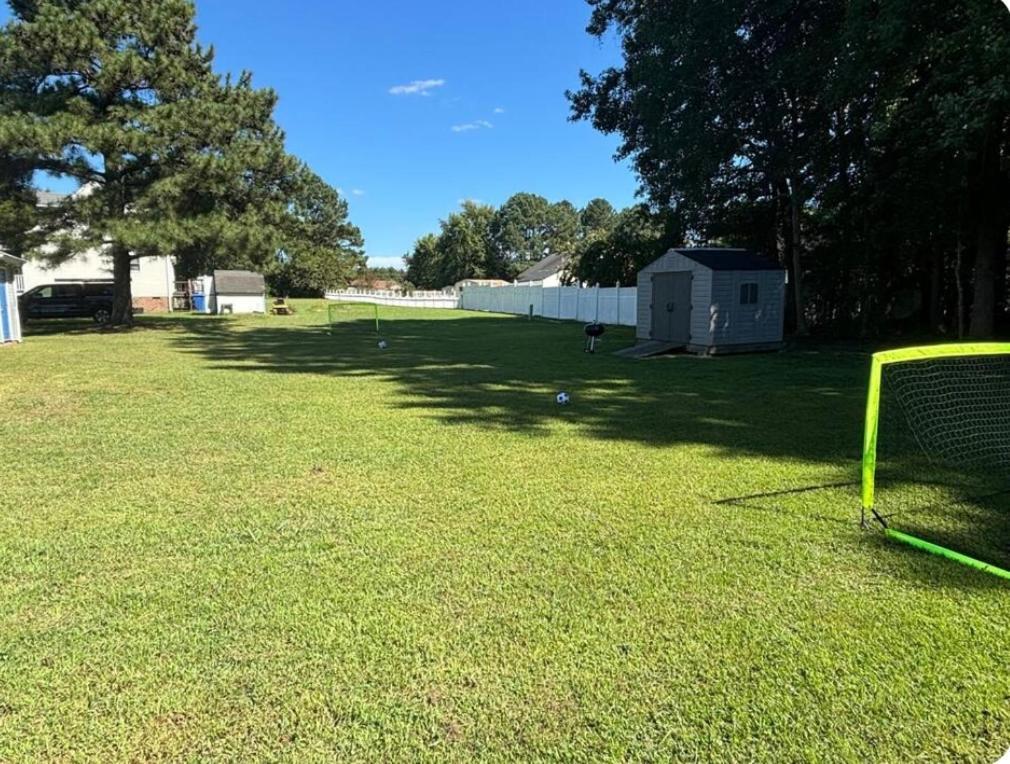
[861,343,1010,580]
[327,302,381,336]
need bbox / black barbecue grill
[584,322,606,353]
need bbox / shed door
[651,272,691,343]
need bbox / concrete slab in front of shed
[613,341,685,359]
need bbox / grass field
[3,300,1010,762]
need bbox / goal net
[862,344,1010,574]
[327,302,381,336]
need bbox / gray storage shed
[635,248,786,355]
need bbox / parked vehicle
[19,281,115,324]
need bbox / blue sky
[5,1,640,270]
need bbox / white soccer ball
[377,340,388,350]
[556,391,571,405]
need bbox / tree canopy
[404,194,674,289]
[570,0,1010,337]
[0,0,362,320]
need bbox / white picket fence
[326,289,459,309]
[461,284,638,326]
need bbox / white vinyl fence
[326,289,459,309]
[460,284,637,326]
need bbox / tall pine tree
[0,0,333,323]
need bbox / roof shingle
[673,248,783,271]
[214,270,266,295]
[516,253,566,283]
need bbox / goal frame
[861,342,1010,579]
[327,302,381,336]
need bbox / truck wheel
[93,307,112,325]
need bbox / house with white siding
[18,247,176,313]
[17,189,176,312]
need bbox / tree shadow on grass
[170,310,1010,589]
[709,478,1010,589]
[23,314,201,337]
[871,476,1010,584]
[171,311,870,464]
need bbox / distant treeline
[404,193,680,290]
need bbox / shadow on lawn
[171,311,870,465]
[23,315,199,337]
[169,311,1010,588]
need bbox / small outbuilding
[0,251,25,345]
[633,247,785,355]
[212,270,267,315]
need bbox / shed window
[740,283,759,305]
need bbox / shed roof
[214,270,266,295]
[673,248,783,272]
[516,253,566,283]
[35,190,69,207]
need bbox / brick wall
[133,297,169,313]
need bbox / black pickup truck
[19,281,115,324]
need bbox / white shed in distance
[629,248,786,356]
[212,270,267,315]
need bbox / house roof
[213,270,265,295]
[35,190,69,207]
[673,248,783,271]
[516,253,566,283]
[0,251,25,266]
[455,278,510,287]
[351,278,400,290]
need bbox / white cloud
[451,119,493,133]
[389,79,446,96]
[493,107,506,114]
[352,189,366,197]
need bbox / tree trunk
[955,233,966,340]
[968,134,1007,338]
[928,245,943,333]
[996,235,1008,333]
[788,177,808,335]
[970,228,997,339]
[111,244,134,325]
[774,179,798,333]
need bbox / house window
[130,259,141,271]
[740,283,759,305]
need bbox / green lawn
[2,301,1009,762]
